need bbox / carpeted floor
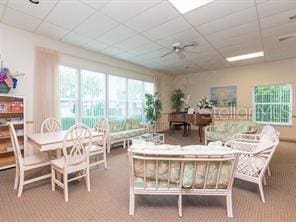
[0,130,296,222]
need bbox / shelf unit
[0,95,25,170]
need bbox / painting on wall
[211,85,237,107]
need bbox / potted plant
[171,89,185,112]
[144,92,162,124]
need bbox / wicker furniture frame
[225,135,279,203]
[128,148,238,218]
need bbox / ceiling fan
[278,14,296,42]
[161,42,197,58]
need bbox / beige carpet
[0,130,296,222]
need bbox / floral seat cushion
[207,121,257,142]
[133,159,232,189]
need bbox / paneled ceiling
[0,0,296,75]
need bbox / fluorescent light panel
[226,51,264,62]
[168,0,215,14]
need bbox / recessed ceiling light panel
[168,0,215,14]
[226,51,264,62]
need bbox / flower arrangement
[197,97,214,109]
[0,67,24,93]
[181,94,191,107]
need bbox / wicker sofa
[128,144,238,218]
[107,119,148,153]
[205,120,257,144]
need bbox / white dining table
[27,130,103,156]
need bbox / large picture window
[59,65,154,129]
[253,83,293,125]
[108,75,127,120]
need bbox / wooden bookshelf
[0,95,25,170]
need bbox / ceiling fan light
[226,51,264,62]
[168,0,215,14]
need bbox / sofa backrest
[213,121,257,134]
[129,146,238,191]
[109,119,141,133]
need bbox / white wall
[174,58,296,140]
[0,24,172,122]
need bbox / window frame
[59,65,154,129]
[252,83,293,126]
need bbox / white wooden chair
[225,135,279,203]
[40,117,61,133]
[51,123,92,202]
[128,146,238,218]
[89,118,108,168]
[9,123,51,197]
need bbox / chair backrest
[8,123,23,167]
[62,124,92,166]
[96,118,109,134]
[260,125,280,138]
[129,149,238,192]
[41,118,61,133]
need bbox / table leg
[183,123,188,137]
[199,127,203,143]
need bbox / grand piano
[168,112,212,142]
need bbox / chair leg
[103,151,107,169]
[63,173,68,202]
[258,181,265,203]
[107,143,111,153]
[86,168,90,192]
[267,166,271,176]
[17,170,24,198]
[14,169,19,190]
[51,166,55,191]
[226,193,233,218]
[178,194,183,217]
[129,191,135,215]
[263,175,267,186]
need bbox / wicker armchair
[225,135,279,203]
[232,125,280,176]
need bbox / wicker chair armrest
[224,140,257,153]
[232,133,261,141]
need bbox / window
[108,75,127,120]
[81,70,106,128]
[59,65,154,129]
[128,79,144,121]
[253,83,293,125]
[59,66,78,130]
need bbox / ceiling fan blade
[182,42,198,49]
[161,49,174,58]
[278,33,296,42]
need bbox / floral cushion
[208,121,257,142]
[133,158,232,189]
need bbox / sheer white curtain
[33,47,60,133]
